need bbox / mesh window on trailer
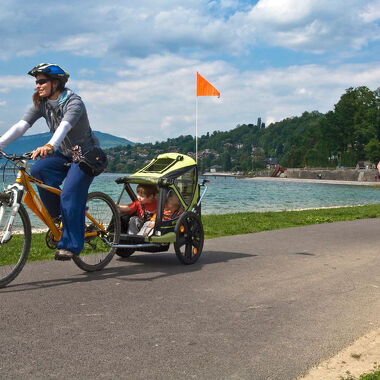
[175,167,197,205]
[140,158,177,174]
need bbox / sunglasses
[35,78,51,85]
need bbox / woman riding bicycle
[0,63,101,261]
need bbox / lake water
[2,172,380,230]
[91,173,380,214]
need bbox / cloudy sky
[0,0,379,143]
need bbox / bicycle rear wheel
[72,192,120,272]
[0,199,31,288]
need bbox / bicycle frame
[4,162,105,243]
[15,167,62,241]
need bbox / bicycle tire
[72,191,120,272]
[0,201,31,288]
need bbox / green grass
[340,363,380,380]
[28,233,56,262]
[0,233,54,267]
[1,203,380,266]
[202,203,380,239]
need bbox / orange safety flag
[196,72,220,97]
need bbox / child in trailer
[138,190,183,236]
[116,184,158,234]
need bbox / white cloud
[55,34,108,57]
[118,54,198,76]
[0,76,31,93]
[61,55,380,142]
[0,0,379,60]
[251,0,314,25]
[361,0,380,22]
[232,0,380,53]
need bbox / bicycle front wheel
[0,199,31,288]
[72,192,120,272]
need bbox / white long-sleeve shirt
[0,119,73,151]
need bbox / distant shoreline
[247,176,380,186]
[202,172,380,186]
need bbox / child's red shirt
[127,198,158,220]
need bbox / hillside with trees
[105,86,380,173]
[5,131,135,156]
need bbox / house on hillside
[210,165,222,173]
[265,157,278,169]
[356,161,375,169]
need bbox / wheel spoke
[191,238,201,249]
[177,236,187,247]
[185,243,193,259]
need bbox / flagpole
[195,71,220,163]
[195,94,198,163]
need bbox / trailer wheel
[174,211,204,264]
[115,248,135,258]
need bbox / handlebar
[0,151,36,161]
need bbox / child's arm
[116,201,136,215]
[116,204,131,213]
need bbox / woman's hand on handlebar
[31,144,54,160]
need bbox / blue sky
[0,0,380,143]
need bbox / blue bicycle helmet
[28,63,70,84]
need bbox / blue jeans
[30,151,93,254]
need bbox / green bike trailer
[114,153,208,264]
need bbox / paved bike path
[1,219,379,379]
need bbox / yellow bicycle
[0,152,120,288]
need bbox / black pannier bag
[78,147,108,177]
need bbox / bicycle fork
[0,184,24,244]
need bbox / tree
[221,150,232,171]
[333,86,379,160]
[252,147,265,169]
[364,138,380,164]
